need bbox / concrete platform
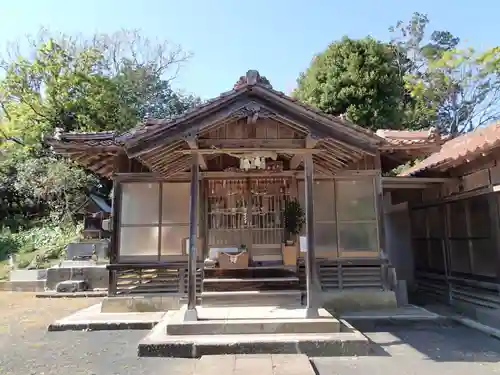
[138,305,370,358]
[48,303,166,331]
[341,304,442,321]
[193,354,315,375]
[196,305,329,320]
[36,291,107,298]
[100,294,183,312]
[166,306,340,335]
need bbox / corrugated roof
[400,122,500,176]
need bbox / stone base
[138,305,369,358]
[45,266,108,291]
[101,294,183,313]
[321,289,397,314]
[166,306,340,335]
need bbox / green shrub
[0,221,82,266]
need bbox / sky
[0,0,499,99]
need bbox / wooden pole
[108,153,128,297]
[186,153,199,317]
[304,154,319,318]
[487,193,500,283]
[108,180,121,296]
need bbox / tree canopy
[0,29,199,233]
[294,12,500,134]
[294,37,405,131]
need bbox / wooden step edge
[201,290,301,296]
[203,277,298,283]
[204,266,295,271]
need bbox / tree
[293,37,406,131]
[0,29,197,145]
[0,29,199,231]
[406,47,500,134]
[390,12,500,134]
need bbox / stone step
[204,267,297,279]
[139,320,370,358]
[166,317,340,335]
[203,277,299,292]
[201,290,301,307]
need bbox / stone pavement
[193,354,314,375]
[2,322,500,374]
[313,322,500,375]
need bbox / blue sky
[0,0,498,99]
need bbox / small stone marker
[55,280,87,293]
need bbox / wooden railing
[415,270,500,309]
[297,258,387,291]
[107,262,203,296]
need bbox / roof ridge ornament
[233,70,273,90]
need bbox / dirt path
[0,292,101,335]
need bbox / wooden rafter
[184,135,208,170]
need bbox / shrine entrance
[206,177,292,267]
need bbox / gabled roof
[47,70,447,178]
[120,70,385,158]
[400,121,500,176]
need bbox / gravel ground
[1,293,500,375]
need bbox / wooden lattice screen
[207,178,291,255]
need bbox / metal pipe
[187,154,199,311]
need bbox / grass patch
[0,221,82,270]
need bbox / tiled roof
[376,128,447,147]
[400,122,500,176]
[48,129,118,148]
[50,70,387,148]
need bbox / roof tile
[400,122,500,176]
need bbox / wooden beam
[125,98,251,158]
[382,176,454,185]
[176,148,322,155]
[197,138,305,149]
[305,134,318,149]
[184,135,207,170]
[289,154,302,169]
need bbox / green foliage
[385,158,423,177]
[284,198,305,238]
[405,47,500,134]
[294,37,406,131]
[0,29,197,235]
[390,12,500,134]
[0,221,82,265]
[295,12,500,133]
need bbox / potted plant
[282,198,304,266]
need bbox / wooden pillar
[304,154,319,317]
[374,152,392,290]
[186,153,200,318]
[108,153,128,296]
[487,192,500,284]
[108,180,121,296]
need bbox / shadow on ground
[346,319,500,363]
